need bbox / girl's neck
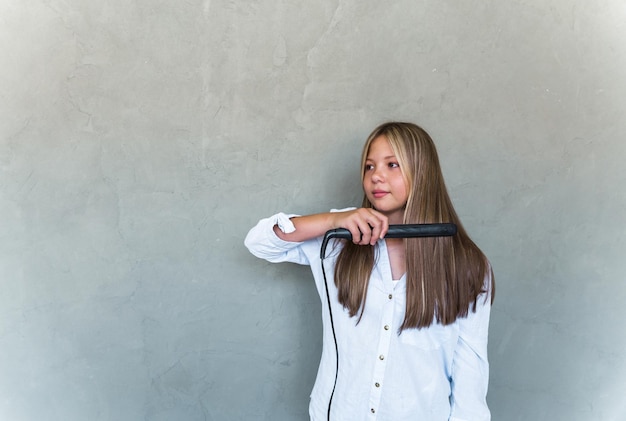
[385,238,406,280]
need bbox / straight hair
[334,122,494,331]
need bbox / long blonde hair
[334,122,494,330]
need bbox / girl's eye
[388,162,399,168]
[364,164,374,171]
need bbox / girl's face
[363,135,409,224]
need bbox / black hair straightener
[320,223,458,259]
[319,223,457,420]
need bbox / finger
[351,212,371,245]
[368,210,388,240]
[346,222,362,244]
[369,222,383,245]
[358,223,372,245]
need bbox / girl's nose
[371,168,384,182]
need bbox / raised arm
[275,208,390,246]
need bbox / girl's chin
[377,210,405,223]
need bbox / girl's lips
[372,191,388,198]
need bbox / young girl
[245,122,494,421]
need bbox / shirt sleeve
[449,272,493,421]
[243,212,312,265]
[244,208,356,266]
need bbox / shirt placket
[367,288,396,419]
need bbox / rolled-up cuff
[274,212,299,234]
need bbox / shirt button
[384,325,390,330]
[371,408,376,413]
[375,382,380,387]
[379,355,385,360]
[388,294,392,299]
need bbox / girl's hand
[332,208,389,246]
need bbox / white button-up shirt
[245,212,492,421]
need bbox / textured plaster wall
[1,1,625,420]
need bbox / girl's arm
[274,208,390,246]
[245,207,390,265]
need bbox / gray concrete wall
[1,1,625,420]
